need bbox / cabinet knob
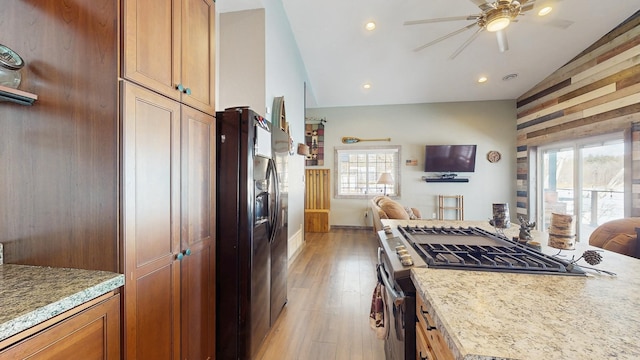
[176,84,185,92]
[177,253,184,261]
[184,248,192,256]
[184,87,192,95]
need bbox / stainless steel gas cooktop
[398,226,586,276]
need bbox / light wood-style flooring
[255,228,386,360]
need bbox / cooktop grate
[398,226,585,276]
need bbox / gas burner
[398,226,586,276]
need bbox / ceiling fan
[405,0,565,59]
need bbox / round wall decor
[487,150,501,163]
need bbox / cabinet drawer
[416,322,436,360]
[0,294,120,360]
[416,293,455,360]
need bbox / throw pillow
[404,207,418,220]
[378,198,410,220]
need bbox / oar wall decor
[341,136,391,144]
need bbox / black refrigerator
[216,107,288,359]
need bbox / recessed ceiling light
[365,22,376,31]
[538,6,553,16]
[363,83,372,89]
[478,76,488,83]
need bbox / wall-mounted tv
[424,145,477,173]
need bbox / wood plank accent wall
[305,169,331,210]
[515,11,640,218]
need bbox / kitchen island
[0,264,124,345]
[383,219,640,360]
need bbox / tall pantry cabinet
[121,0,216,359]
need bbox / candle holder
[489,203,510,235]
[548,213,576,253]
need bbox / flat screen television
[424,145,477,173]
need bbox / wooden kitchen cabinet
[416,321,435,360]
[179,104,216,359]
[121,81,215,359]
[0,294,120,360]
[122,0,216,115]
[122,81,182,359]
[416,293,455,360]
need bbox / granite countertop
[383,219,640,359]
[0,264,125,342]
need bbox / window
[334,146,401,198]
[537,133,625,241]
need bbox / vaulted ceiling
[217,0,640,108]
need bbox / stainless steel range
[376,229,426,360]
[376,225,585,359]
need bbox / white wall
[218,9,266,112]
[306,100,518,226]
[217,3,310,255]
[264,0,308,249]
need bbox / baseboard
[326,225,372,230]
[288,228,304,267]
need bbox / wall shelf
[423,177,469,183]
[438,195,464,220]
[0,84,38,105]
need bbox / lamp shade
[377,172,394,185]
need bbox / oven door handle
[377,247,405,306]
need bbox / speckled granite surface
[0,264,124,342]
[383,220,640,360]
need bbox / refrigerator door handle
[267,158,280,243]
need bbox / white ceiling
[217,0,640,108]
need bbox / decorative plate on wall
[487,150,501,163]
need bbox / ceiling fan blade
[521,0,564,13]
[496,29,509,52]
[469,0,495,11]
[414,23,477,52]
[521,1,537,12]
[404,15,479,26]
[449,27,484,60]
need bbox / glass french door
[539,134,625,242]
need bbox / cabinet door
[0,294,120,360]
[180,0,216,115]
[123,0,215,115]
[123,0,181,102]
[180,105,216,359]
[122,82,182,360]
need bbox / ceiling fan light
[486,16,510,32]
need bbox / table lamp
[377,172,393,196]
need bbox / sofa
[588,218,640,258]
[370,195,421,233]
